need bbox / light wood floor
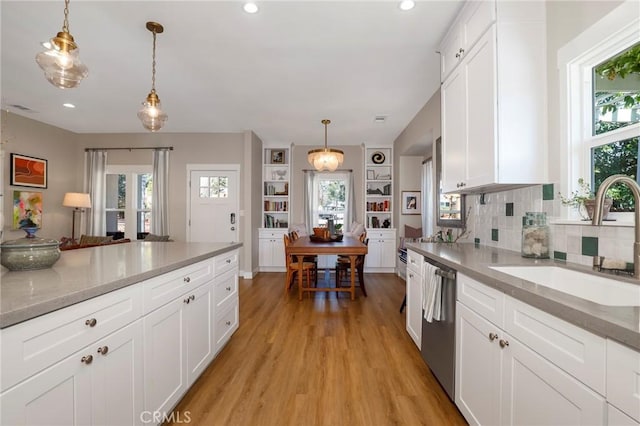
[168,272,467,426]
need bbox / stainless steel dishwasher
[420,257,457,401]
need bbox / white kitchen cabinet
[609,404,640,426]
[456,273,607,425]
[1,320,144,426]
[441,1,547,193]
[364,228,396,272]
[405,249,424,349]
[258,228,287,271]
[607,339,640,423]
[143,279,215,417]
[213,266,239,354]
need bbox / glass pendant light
[35,0,88,89]
[308,119,344,172]
[138,22,168,132]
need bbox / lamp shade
[63,192,91,208]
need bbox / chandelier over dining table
[308,119,344,172]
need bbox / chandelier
[308,119,344,172]
[138,22,168,132]
[35,0,88,89]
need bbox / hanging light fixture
[35,0,88,89]
[138,21,168,132]
[308,119,344,172]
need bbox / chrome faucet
[591,174,640,279]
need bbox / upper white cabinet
[440,0,547,193]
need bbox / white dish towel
[422,262,443,323]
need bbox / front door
[188,168,239,243]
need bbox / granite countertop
[406,242,640,351]
[0,241,242,328]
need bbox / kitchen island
[1,241,241,425]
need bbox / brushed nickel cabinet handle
[81,355,93,364]
[183,277,191,283]
[489,332,498,341]
[499,339,509,348]
[97,346,109,355]
[85,318,97,327]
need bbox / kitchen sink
[489,266,640,307]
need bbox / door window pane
[199,176,228,198]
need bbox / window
[105,165,152,239]
[561,2,639,218]
[312,173,348,230]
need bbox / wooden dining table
[287,235,368,300]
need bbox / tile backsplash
[460,184,634,267]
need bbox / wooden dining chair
[334,238,368,297]
[283,234,316,296]
[290,231,318,285]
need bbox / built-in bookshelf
[364,147,393,228]
[262,147,290,229]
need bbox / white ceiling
[1,1,462,146]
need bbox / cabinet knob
[459,48,465,54]
[409,273,414,278]
[81,354,93,364]
[225,321,232,326]
[488,332,498,341]
[226,259,231,264]
[455,52,461,59]
[190,295,195,301]
[184,277,191,283]
[499,339,510,348]
[85,318,97,327]
[97,346,109,355]
[226,286,232,291]
[184,297,191,304]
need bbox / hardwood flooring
[168,272,467,426]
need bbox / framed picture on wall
[271,150,285,164]
[401,191,421,215]
[10,153,48,188]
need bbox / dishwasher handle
[435,269,456,281]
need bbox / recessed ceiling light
[63,103,76,108]
[399,0,415,11]
[374,115,387,124]
[243,2,258,14]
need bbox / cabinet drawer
[258,229,287,239]
[142,258,214,314]
[406,250,424,274]
[215,249,239,277]
[1,285,142,392]
[213,268,238,308]
[367,229,395,240]
[457,273,505,328]
[504,297,606,395]
[215,301,239,352]
[607,339,640,422]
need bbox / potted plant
[559,178,613,220]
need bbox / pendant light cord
[151,30,157,92]
[62,0,70,33]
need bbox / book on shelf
[264,214,288,228]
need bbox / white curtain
[86,150,107,236]
[346,171,355,231]
[422,159,434,236]
[151,149,170,235]
[303,170,315,233]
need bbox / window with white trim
[561,1,639,219]
[105,165,152,240]
[312,172,348,230]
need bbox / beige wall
[248,130,263,277]
[2,113,82,241]
[289,144,365,228]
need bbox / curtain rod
[302,168,352,172]
[85,147,174,152]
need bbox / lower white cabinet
[258,228,286,271]
[405,249,423,349]
[1,320,144,426]
[456,273,609,425]
[143,280,215,418]
[364,228,396,272]
[607,339,640,423]
[608,404,640,426]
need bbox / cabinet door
[1,347,92,426]
[501,334,606,425]
[143,297,186,416]
[441,65,467,193]
[184,282,215,386]
[455,302,502,426]
[465,26,496,190]
[259,238,272,267]
[379,238,396,268]
[364,241,381,268]
[271,239,285,267]
[406,269,422,348]
[92,320,144,426]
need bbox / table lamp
[63,192,91,242]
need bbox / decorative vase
[0,227,60,271]
[581,198,613,220]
